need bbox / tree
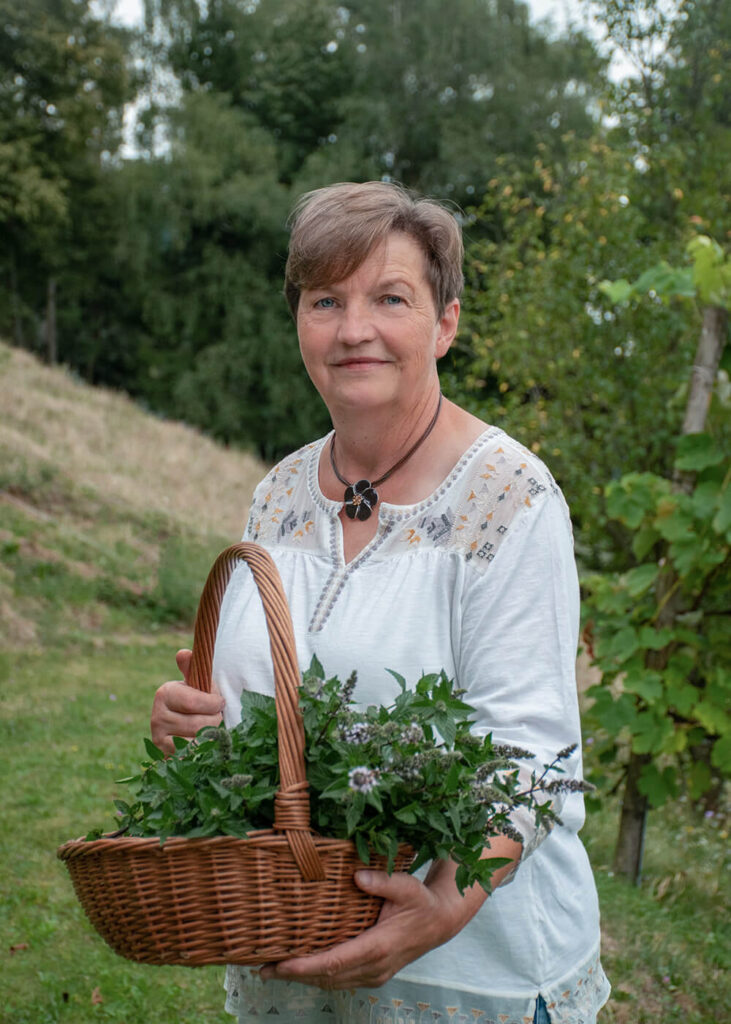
[0,0,134,358]
[142,0,603,205]
[110,90,330,458]
[583,237,730,882]
[450,137,696,568]
[451,0,730,568]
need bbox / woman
[151,181,610,1024]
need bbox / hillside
[0,341,267,648]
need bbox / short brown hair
[284,181,464,318]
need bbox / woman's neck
[329,385,443,482]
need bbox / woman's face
[296,232,459,419]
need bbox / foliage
[106,658,584,893]
[106,91,329,458]
[450,0,731,569]
[599,235,731,309]
[588,0,730,241]
[582,434,730,808]
[147,0,602,202]
[450,138,697,568]
[0,0,133,350]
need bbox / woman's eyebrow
[376,276,416,294]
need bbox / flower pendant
[343,479,379,521]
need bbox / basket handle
[187,542,326,882]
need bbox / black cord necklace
[329,393,443,521]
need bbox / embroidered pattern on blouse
[392,440,561,571]
[247,444,320,545]
[224,947,609,1024]
[244,431,566,628]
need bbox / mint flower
[348,766,380,793]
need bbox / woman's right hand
[150,649,225,754]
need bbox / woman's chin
[319,376,400,413]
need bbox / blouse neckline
[306,426,503,522]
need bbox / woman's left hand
[258,845,519,991]
[259,870,451,990]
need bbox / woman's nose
[336,300,376,345]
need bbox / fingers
[175,648,192,681]
[150,678,224,754]
[176,648,222,697]
[260,872,435,990]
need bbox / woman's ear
[435,298,460,359]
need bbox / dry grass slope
[0,340,269,649]
[0,340,266,540]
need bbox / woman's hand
[150,649,225,754]
[259,839,521,990]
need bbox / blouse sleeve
[456,488,586,859]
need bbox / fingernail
[356,870,373,886]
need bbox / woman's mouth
[334,357,388,367]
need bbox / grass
[581,801,729,1023]
[0,341,728,1023]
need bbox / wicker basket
[58,542,414,966]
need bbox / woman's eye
[384,295,403,306]
[315,297,336,309]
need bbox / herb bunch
[100,657,591,893]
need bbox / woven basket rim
[58,832,414,859]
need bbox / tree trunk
[46,277,57,365]
[613,303,727,884]
[613,752,651,880]
[682,305,728,435]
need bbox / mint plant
[94,658,589,893]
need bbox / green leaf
[354,831,371,866]
[688,235,731,308]
[711,732,731,771]
[306,653,325,679]
[633,262,695,300]
[426,806,449,832]
[638,626,674,651]
[675,434,725,472]
[693,700,729,735]
[632,526,661,562]
[144,737,166,760]
[654,500,694,542]
[637,763,678,808]
[625,564,659,597]
[586,688,636,733]
[665,682,699,716]
[386,668,407,688]
[240,689,275,716]
[692,479,723,519]
[346,793,365,834]
[631,711,674,754]
[599,278,633,304]
[597,625,640,664]
[607,477,659,528]
[623,669,663,703]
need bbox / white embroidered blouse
[214,427,610,1024]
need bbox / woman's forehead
[312,232,429,291]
